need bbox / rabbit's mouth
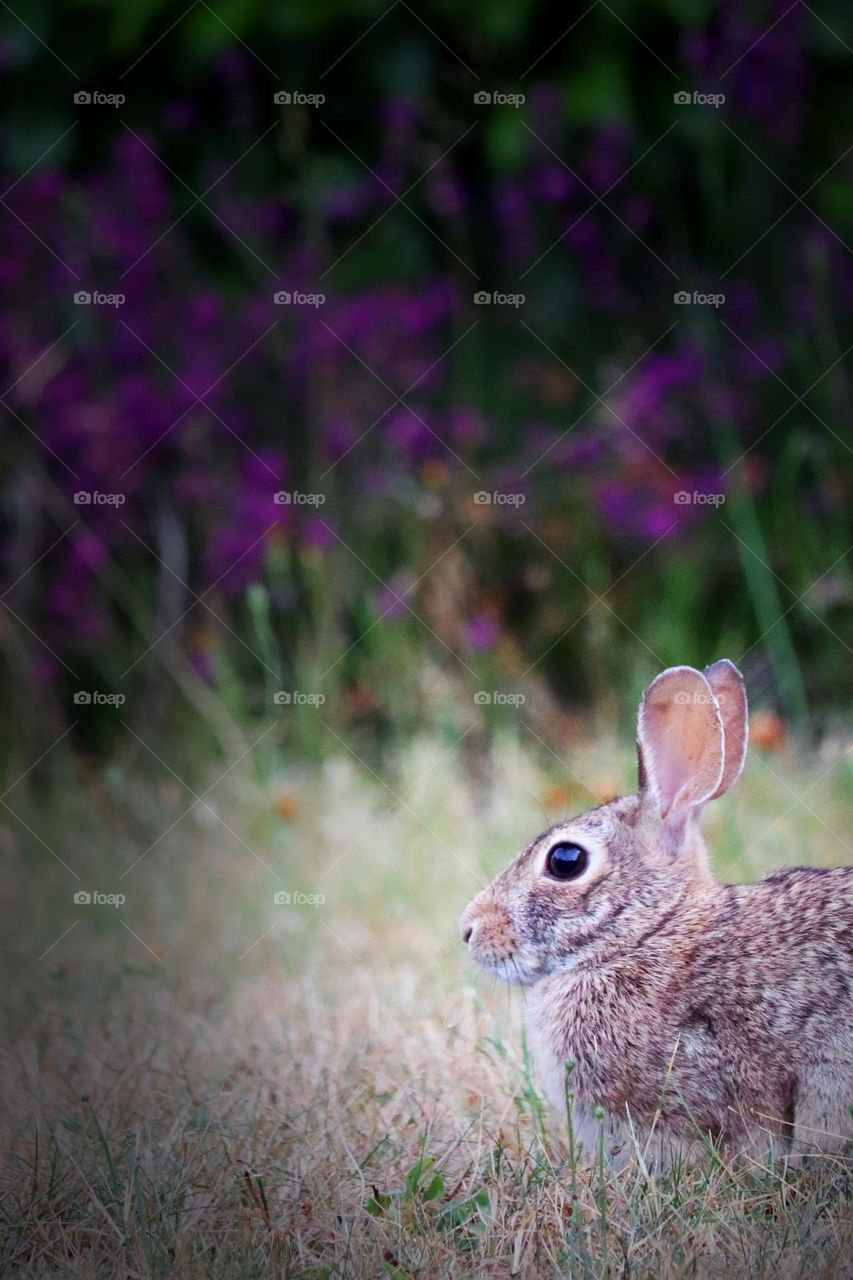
[475,952,541,987]
[461,916,540,986]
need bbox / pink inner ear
[638,667,725,820]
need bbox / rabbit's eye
[545,842,589,880]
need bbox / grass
[1,721,851,1278]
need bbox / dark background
[2,0,852,773]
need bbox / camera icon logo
[74,91,92,104]
[273,890,292,904]
[274,491,291,504]
[74,291,92,305]
[74,690,93,704]
[274,691,292,705]
[473,291,491,305]
[673,91,691,105]
[474,691,491,704]
[673,491,692,505]
[273,291,292,305]
[474,91,492,104]
[274,91,292,105]
[74,890,92,904]
[673,291,691,305]
[73,491,92,504]
[473,491,491,504]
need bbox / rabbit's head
[460,660,748,986]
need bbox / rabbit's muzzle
[459,892,519,970]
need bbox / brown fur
[460,663,853,1166]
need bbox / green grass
[1,727,851,1278]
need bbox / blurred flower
[274,790,299,821]
[321,419,357,461]
[69,530,107,573]
[318,177,374,223]
[448,407,488,447]
[162,100,196,131]
[301,516,335,551]
[427,171,465,219]
[594,478,677,540]
[375,572,415,621]
[386,407,435,460]
[378,96,420,137]
[681,0,807,143]
[189,647,215,683]
[344,684,380,717]
[465,612,499,651]
[533,164,575,203]
[609,347,703,446]
[29,654,60,687]
[543,782,572,811]
[582,125,629,193]
[419,459,449,489]
[749,710,787,752]
[589,775,620,803]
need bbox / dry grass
[1,729,851,1278]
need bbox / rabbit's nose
[459,902,478,943]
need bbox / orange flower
[589,776,620,804]
[274,791,299,821]
[543,783,572,811]
[420,460,449,489]
[749,710,786,753]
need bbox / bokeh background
[3,0,852,767]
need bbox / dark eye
[545,842,589,881]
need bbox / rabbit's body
[461,662,853,1166]
[527,864,853,1164]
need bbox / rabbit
[460,660,853,1168]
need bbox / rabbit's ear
[703,659,748,799]
[637,666,725,823]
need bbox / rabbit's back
[697,866,853,1059]
[683,866,852,1152]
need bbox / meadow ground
[1,728,851,1279]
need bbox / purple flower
[162,100,196,131]
[465,613,499,651]
[386,407,435,460]
[375,572,414,621]
[302,515,335,550]
[533,165,575,203]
